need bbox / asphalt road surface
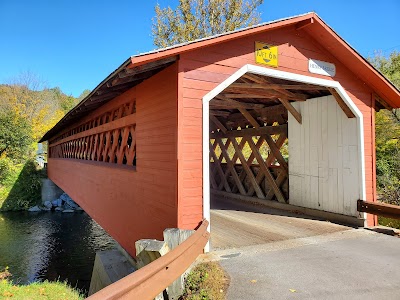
[208,197,400,299]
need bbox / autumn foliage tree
[370,51,400,205]
[152,0,263,48]
[0,72,82,210]
[0,110,33,160]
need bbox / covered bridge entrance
[204,66,364,227]
[40,13,400,256]
[203,65,365,249]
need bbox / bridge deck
[210,196,352,251]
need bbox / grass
[0,279,83,300]
[180,262,230,300]
[378,216,400,229]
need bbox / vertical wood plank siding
[178,25,376,227]
[48,64,179,255]
[289,96,360,216]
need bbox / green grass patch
[0,279,83,300]
[180,262,229,300]
[378,216,400,229]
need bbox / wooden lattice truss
[49,99,137,166]
[209,73,355,203]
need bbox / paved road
[210,196,351,250]
[207,197,400,299]
[209,229,400,300]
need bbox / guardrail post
[135,240,170,299]
[86,219,209,300]
[134,228,196,300]
[163,228,195,300]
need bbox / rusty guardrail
[357,200,400,220]
[87,219,210,300]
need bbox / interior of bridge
[208,72,355,250]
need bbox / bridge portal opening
[204,67,365,250]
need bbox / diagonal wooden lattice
[210,128,288,203]
[49,99,136,166]
[51,99,136,144]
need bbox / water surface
[0,211,116,294]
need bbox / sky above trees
[0,0,399,97]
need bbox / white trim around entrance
[202,64,367,252]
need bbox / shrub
[180,262,229,300]
[0,159,45,210]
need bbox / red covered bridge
[40,13,400,256]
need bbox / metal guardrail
[87,219,210,300]
[357,200,400,220]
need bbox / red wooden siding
[48,64,179,255]
[177,24,377,227]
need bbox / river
[0,211,116,295]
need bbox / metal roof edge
[39,58,131,142]
[129,12,315,62]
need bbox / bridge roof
[40,12,400,142]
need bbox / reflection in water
[0,211,116,295]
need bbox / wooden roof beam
[242,73,265,84]
[210,124,288,138]
[241,74,322,101]
[327,88,355,118]
[223,93,275,99]
[211,96,266,109]
[296,18,314,30]
[210,115,227,133]
[210,110,231,117]
[224,87,307,101]
[96,82,134,96]
[279,98,302,124]
[231,82,324,91]
[374,93,392,110]
[108,72,149,87]
[226,105,287,125]
[238,108,260,128]
[86,92,121,105]
[227,104,287,118]
[121,56,177,78]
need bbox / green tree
[78,89,91,102]
[370,51,400,204]
[370,51,400,121]
[152,0,263,48]
[370,51,400,89]
[0,109,33,160]
[0,74,84,210]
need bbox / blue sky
[1,0,399,97]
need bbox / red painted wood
[47,18,389,248]
[48,64,179,256]
[177,24,378,227]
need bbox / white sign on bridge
[308,59,336,77]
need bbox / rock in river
[44,200,52,209]
[28,206,41,212]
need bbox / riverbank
[0,278,83,300]
[0,159,44,211]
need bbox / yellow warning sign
[255,42,278,67]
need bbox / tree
[152,0,263,48]
[370,51,400,121]
[0,109,33,160]
[0,74,68,142]
[369,51,400,204]
[78,89,91,102]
